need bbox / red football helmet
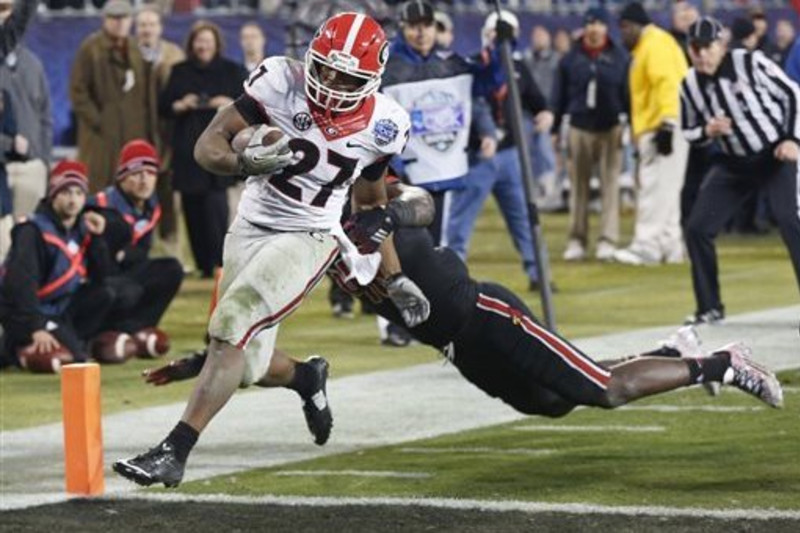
[305,12,389,113]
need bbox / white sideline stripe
[399,447,555,457]
[110,493,800,521]
[618,405,764,413]
[514,425,666,433]
[782,386,800,393]
[273,470,431,479]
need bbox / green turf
[178,370,800,510]
[1,201,797,430]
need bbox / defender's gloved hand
[237,125,293,176]
[142,351,206,386]
[654,123,674,156]
[386,273,430,328]
[343,205,400,254]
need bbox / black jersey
[330,227,478,348]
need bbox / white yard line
[398,447,555,457]
[617,405,764,413]
[111,492,800,521]
[273,470,432,479]
[2,304,798,511]
[514,425,666,433]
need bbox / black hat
[584,6,610,26]
[688,16,724,45]
[731,17,756,41]
[619,2,651,26]
[399,1,435,25]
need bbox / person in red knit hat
[0,160,117,370]
[88,139,184,359]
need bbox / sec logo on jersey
[293,112,313,131]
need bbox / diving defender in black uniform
[144,182,783,424]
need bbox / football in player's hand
[90,331,138,364]
[231,125,286,152]
[18,344,74,374]
[133,327,171,359]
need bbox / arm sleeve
[0,0,38,58]
[0,90,17,155]
[680,81,708,146]
[2,223,47,333]
[38,66,53,162]
[752,51,800,143]
[550,55,569,132]
[360,155,391,182]
[158,66,182,119]
[520,62,548,115]
[784,37,800,84]
[646,45,686,124]
[471,96,497,140]
[69,41,102,132]
[233,93,270,126]
[85,232,115,282]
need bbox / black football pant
[182,190,228,278]
[685,156,800,314]
[449,282,612,417]
[102,258,184,333]
[680,144,713,227]
[1,283,115,365]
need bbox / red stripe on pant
[236,247,340,349]
[476,293,610,389]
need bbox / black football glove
[142,350,206,386]
[654,123,674,156]
[385,273,430,328]
[495,19,515,42]
[343,206,399,254]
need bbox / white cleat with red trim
[716,342,783,408]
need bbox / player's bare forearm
[377,234,402,277]
[352,173,389,211]
[387,183,435,227]
[194,103,250,176]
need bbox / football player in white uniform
[113,12,430,488]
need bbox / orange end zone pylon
[61,363,104,495]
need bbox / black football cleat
[113,441,185,488]
[301,356,333,446]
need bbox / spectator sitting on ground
[0,160,116,370]
[88,139,183,357]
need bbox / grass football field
[2,200,799,530]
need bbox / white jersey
[238,56,410,232]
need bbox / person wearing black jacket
[551,6,629,262]
[159,21,247,278]
[447,10,553,292]
[0,160,115,366]
[89,139,183,339]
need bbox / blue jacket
[785,36,800,85]
[551,38,630,132]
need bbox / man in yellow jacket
[615,2,689,265]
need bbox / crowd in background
[1,0,800,366]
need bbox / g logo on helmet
[378,41,389,66]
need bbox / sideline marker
[61,363,104,495]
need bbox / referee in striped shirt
[680,17,800,325]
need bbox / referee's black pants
[685,155,800,314]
